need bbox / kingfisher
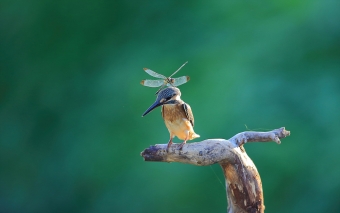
[142,87,200,151]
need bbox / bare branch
[229,127,290,146]
[141,127,290,213]
[141,127,290,164]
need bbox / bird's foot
[178,141,186,150]
[166,141,173,152]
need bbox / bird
[142,87,200,151]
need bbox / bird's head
[142,87,181,117]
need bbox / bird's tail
[190,132,200,140]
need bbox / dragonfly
[140,61,190,94]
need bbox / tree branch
[141,127,290,213]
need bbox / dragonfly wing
[143,68,166,79]
[172,76,190,86]
[141,79,165,87]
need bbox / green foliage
[1,0,339,212]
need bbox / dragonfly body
[140,62,190,94]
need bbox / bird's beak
[142,100,164,117]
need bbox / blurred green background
[1,0,339,212]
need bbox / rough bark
[141,127,290,213]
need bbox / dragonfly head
[167,78,175,85]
